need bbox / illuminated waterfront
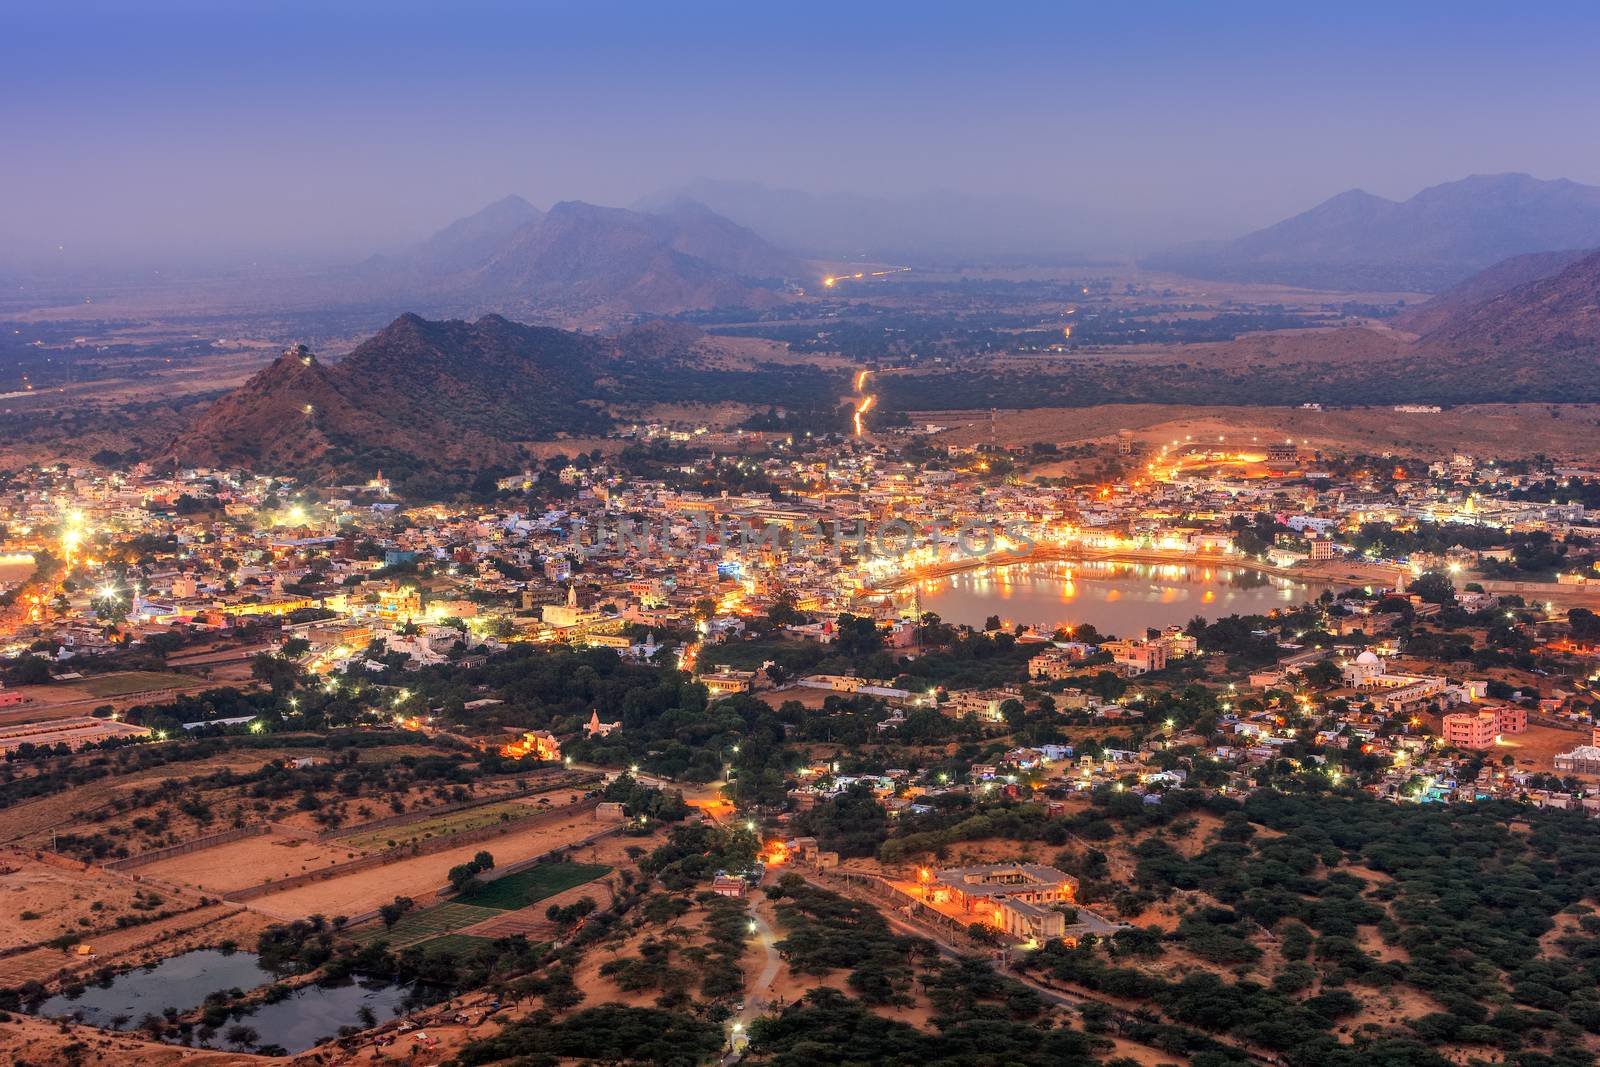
[909,559,1341,634]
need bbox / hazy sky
[6,0,1600,265]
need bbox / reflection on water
[39,949,276,1030]
[36,948,410,1055]
[911,559,1336,635]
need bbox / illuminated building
[926,863,1077,941]
[501,730,561,761]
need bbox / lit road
[721,889,782,1064]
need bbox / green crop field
[76,671,197,697]
[416,933,498,957]
[351,901,502,949]
[454,861,612,911]
[337,800,541,852]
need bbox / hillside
[168,315,616,476]
[1146,173,1600,292]
[1393,248,1592,334]
[1416,246,1600,353]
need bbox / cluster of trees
[768,875,927,1006]
[447,850,496,893]
[600,772,691,823]
[1010,785,1600,1064]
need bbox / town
[6,408,1600,1065]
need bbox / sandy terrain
[245,807,612,919]
[136,835,366,896]
[0,852,144,952]
[923,402,1600,462]
[0,1013,266,1067]
[1490,722,1591,774]
[0,904,268,988]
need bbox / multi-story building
[1442,709,1498,750]
[1102,638,1168,676]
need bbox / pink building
[1495,705,1527,735]
[1442,709,1498,750]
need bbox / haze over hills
[333,197,806,320]
[1145,173,1600,293]
[638,179,1113,264]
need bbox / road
[722,888,782,1064]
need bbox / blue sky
[5,0,1600,262]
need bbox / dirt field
[136,835,367,896]
[0,903,268,988]
[1492,722,1592,774]
[0,852,144,951]
[245,806,617,919]
[925,402,1600,462]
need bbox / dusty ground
[245,806,615,919]
[0,852,144,952]
[135,835,366,897]
[0,1012,266,1067]
[1489,722,1592,774]
[0,671,210,720]
[924,402,1600,462]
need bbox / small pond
[36,948,411,1055]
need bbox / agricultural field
[73,671,199,698]
[239,803,614,919]
[352,862,610,950]
[335,797,549,852]
[353,902,505,950]
[454,861,612,910]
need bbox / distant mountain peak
[1145,173,1600,291]
[334,196,799,320]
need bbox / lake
[910,559,1340,635]
[36,948,410,1055]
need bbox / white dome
[1355,650,1380,665]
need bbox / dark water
[912,559,1337,634]
[204,975,409,1053]
[39,949,273,1027]
[36,948,408,1055]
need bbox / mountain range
[326,197,805,321]
[1144,174,1600,292]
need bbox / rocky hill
[169,314,616,475]
[167,312,841,482]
